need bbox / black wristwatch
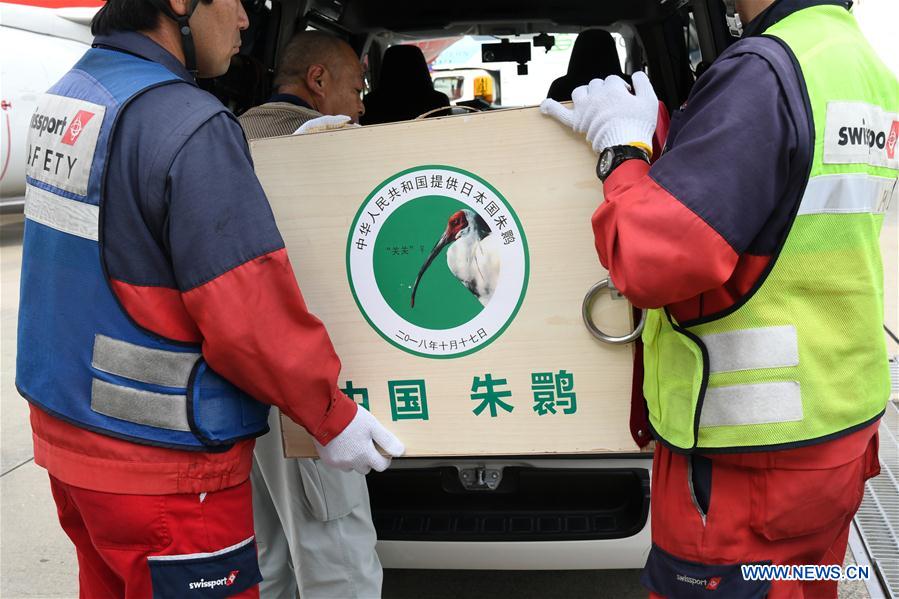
[597,145,651,182]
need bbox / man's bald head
[274,31,352,88]
[274,31,365,121]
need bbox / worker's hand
[293,114,357,135]
[540,72,659,156]
[313,407,405,474]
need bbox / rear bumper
[377,528,651,570]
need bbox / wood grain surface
[249,107,647,457]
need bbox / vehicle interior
[208,0,736,117]
[205,0,737,546]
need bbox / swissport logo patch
[61,110,96,146]
[26,94,105,196]
[675,573,723,591]
[824,101,899,169]
[887,120,898,160]
[187,570,239,590]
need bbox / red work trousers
[49,476,261,598]
[643,433,880,598]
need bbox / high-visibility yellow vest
[643,5,898,452]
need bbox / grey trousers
[251,409,382,599]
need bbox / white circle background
[349,167,527,357]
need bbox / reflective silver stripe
[699,382,803,428]
[146,536,255,562]
[90,378,191,432]
[701,325,799,374]
[798,173,897,215]
[24,184,99,241]
[92,335,200,388]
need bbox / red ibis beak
[411,229,452,308]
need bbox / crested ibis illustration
[411,209,501,308]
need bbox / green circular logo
[347,165,529,359]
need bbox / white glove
[314,407,405,474]
[293,114,357,135]
[540,72,659,156]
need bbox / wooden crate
[249,106,644,457]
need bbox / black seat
[547,30,625,102]
[361,45,450,125]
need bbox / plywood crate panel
[249,106,644,457]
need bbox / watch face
[599,149,613,177]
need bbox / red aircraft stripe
[2,0,104,7]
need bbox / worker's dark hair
[91,0,211,36]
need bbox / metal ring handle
[582,278,646,345]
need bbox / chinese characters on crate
[340,370,577,421]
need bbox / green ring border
[346,164,530,360]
